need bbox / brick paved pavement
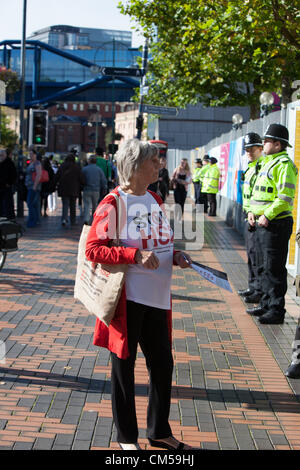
[0,197,299,451]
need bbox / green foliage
[0,67,21,95]
[0,108,18,147]
[119,0,300,118]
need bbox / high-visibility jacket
[202,164,220,194]
[242,157,263,213]
[192,167,202,183]
[199,165,210,185]
[248,151,298,220]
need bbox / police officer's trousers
[244,221,262,296]
[256,217,293,316]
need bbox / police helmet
[263,123,292,147]
[244,132,263,149]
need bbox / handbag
[32,169,49,183]
[74,192,128,327]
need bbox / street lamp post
[259,92,274,134]
[232,113,243,130]
[136,38,149,140]
[259,92,274,118]
[17,0,27,217]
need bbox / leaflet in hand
[190,261,232,292]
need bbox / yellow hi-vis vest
[242,157,263,213]
[248,151,298,220]
[202,164,220,194]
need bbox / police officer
[192,158,203,210]
[238,133,264,303]
[199,155,210,213]
[202,157,220,216]
[246,124,298,324]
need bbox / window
[64,103,68,110]
[73,104,78,111]
[105,105,109,112]
[78,35,89,46]
[80,104,84,111]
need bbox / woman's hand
[135,250,160,270]
[174,251,192,268]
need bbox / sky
[0,0,144,46]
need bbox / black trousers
[207,193,217,216]
[0,187,15,219]
[193,182,201,205]
[244,221,262,296]
[174,186,187,214]
[111,300,174,443]
[256,217,293,316]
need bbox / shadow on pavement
[1,366,299,413]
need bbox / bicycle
[0,218,23,271]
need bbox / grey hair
[116,139,159,189]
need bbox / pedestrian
[40,157,55,217]
[198,155,210,213]
[81,155,107,225]
[202,157,220,216]
[0,147,17,219]
[47,157,58,212]
[55,154,85,227]
[192,158,203,210]
[95,147,111,195]
[246,123,298,324]
[25,148,42,228]
[86,138,195,451]
[238,133,264,304]
[157,156,170,202]
[285,228,300,379]
[104,152,118,190]
[171,158,192,219]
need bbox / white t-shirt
[118,188,174,310]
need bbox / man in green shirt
[246,124,298,324]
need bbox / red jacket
[85,187,176,359]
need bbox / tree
[0,108,18,148]
[0,67,20,97]
[119,0,300,118]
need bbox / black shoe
[285,363,300,379]
[258,312,284,324]
[238,288,254,297]
[246,306,267,316]
[243,294,262,303]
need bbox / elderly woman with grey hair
[86,139,194,451]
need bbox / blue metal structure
[0,39,141,108]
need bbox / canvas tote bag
[74,192,128,326]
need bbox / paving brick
[0,199,299,451]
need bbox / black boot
[243,293,262,303]
[258,312,285,324]
[246,306,266,316]
[285,363,300,379]
[238,288,254,296]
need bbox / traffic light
[136,115,144,135]
[108,144,118,154]
[29,109,48,147]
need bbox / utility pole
[17,0,27,217]
[111,38,116,159]
[136,38,148,140]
